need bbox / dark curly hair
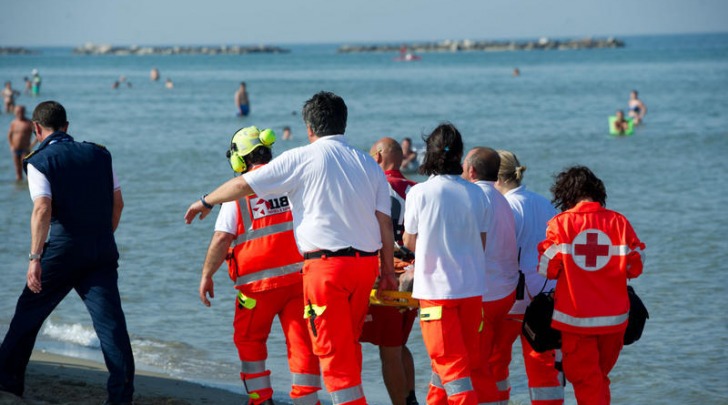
[418,122,464,176]
[550,165,607,212]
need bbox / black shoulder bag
[624,285,649,345]
[522,280,562,353]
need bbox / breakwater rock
[339,37,623,54]
[74,43,290,55]
[0,47,37,55]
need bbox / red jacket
[228,175,303,293]
[537,201,645,334]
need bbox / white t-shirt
[244,135,390,253]
[214,201,238,235]
[404,175,487,300]
[504,185,558,314]
[474,181,519,302]
[27,163,120,201]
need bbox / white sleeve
[214,201,238,235]
[404,187,419,235]
[27,164,52,201]
[28,164,121,200]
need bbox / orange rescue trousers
[420,297,482,405]
[302,255,379,405]
[234,282,321,405]
[560,331,623,405]
[471,290,515,404]
[495,316,564,404]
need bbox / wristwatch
[29,253,41,261]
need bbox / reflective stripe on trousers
[436,375,474,398]
[235,262,302,286]
[529,348,565,402]
[330,384,364,404]
[292,372,321,388]
[244,374,272,392]
[496,378,510,392]
[478,400,509,405]
[241,360,266,374]
[530,386,565,401]
[292,391,320,405]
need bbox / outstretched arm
[185,176,254,223]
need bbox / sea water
[1,33,726,404]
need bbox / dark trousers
[0,252,135,403]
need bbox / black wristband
[200,194,214,210]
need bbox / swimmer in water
[400,137,418,171]
[628,90,647,125]
[7,105,35,181]
[3,81,20,113]
[235,82,250,116]
[613,110,630,135]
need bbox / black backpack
[624,285,649,345]
[522,290,562,353]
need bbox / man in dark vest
[0,101,135,405]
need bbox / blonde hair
[497,149,526,186]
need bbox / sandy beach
[0,351,243,405]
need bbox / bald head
[370,137,403,170]
[14,105,26,118]
[464,147,501,182]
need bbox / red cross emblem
[572,229,612,271]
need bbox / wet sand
[0,351,243,405]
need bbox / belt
[303,247,378,260]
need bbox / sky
[2,0,727,47]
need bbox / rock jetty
[0,47,37,55]
[74,43,290,55]
[339,37,623,54]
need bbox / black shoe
[406,390,419,405]
[0,381,23,398]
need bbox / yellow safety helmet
[226,126,276,173]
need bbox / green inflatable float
[609,116,634,136]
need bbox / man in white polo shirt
[185,91,397,405]
[462,147,519,405]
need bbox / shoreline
[0,351,244,405]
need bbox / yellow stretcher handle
[369,289,419,307]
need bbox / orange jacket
[228,188,303,293]
[537,201,644,335]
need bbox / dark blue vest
[24,132,117,256]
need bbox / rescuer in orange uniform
[493,150,563,405]
[197,126,321,405]
[538,166,645,405]
[186,92,396,405]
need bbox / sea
[1,32,726,404]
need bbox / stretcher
[369,289,419,307]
